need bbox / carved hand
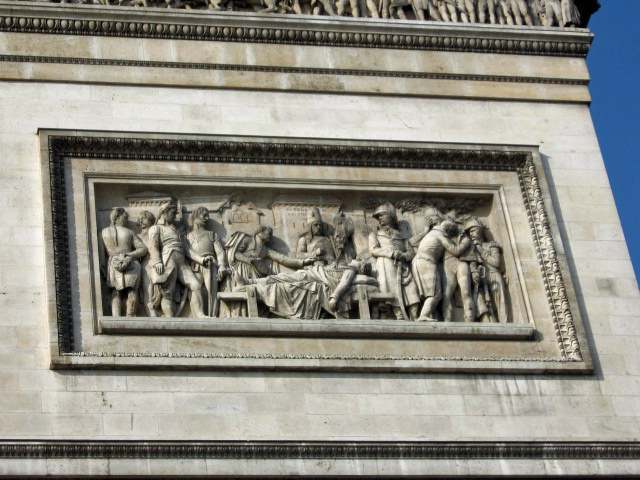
[472,271,481,285]
[217,268,230,282]
[302,257,317,266]
[154,263,164,275]
[328,297,338,312]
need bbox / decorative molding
[45,133,582,365]
[0,4,594,57]
[0,54,590,86]
[0,441,638,460]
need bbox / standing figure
[464,217,511,323]
[221,226,317,316]
[148,201,206,318]
[368,203,420,320]
[410,210,472,322]
[477,0,497,22]
[297,208,335,265]
[136,210,159,317]
[185,207,230,317]
[441,222,476,322]
[99,207,148,317]
[413,0,443,20]
[560,0,580,26]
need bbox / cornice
[0,441,638,460]
[0,2,593,57]
[0,54,590,86]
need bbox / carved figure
[248,260,375,319]
[410,210,471,322]
[368,203,420,320]
[99,208,148,317]
[136,210,159,317]
[290,0,337,15]
[185,207,230,317]
[441,221,476,322]
[148,201,206,318]
[221,226,317,316]
[464,217,511,323]
[297,208,335,265]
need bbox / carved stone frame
[39,130,592,373]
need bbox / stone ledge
[99,316,536,339]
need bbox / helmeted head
[463,217,485,242]
[372,202,397,227]
[307,208,324,237]
[333,211,354,239]
[110,207,128,227]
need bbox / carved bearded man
[148,201,206,318]
[368,203,420,320]
[185,206,230,317]
[100,207,148,317]
[297,208,335,265]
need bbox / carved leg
[456,262,475,322]
[367,0,379,17]
[408,304,419,321]
[350,0,359,16]
[356,285,371,319]
[111,290,123,317]
[419,295,441,321]
[125,289,138,317]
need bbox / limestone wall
[0,3,638,478]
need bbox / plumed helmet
[372,202,397,221]
[307,207,323,224]
[463,216,484,232]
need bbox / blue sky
[588,1,640,285]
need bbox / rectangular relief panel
[40,131,592,373]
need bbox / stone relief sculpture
[368,203,421,321]
[148,201,207,317]
[185,206,230,317]
[41,0,582,27]
[99,208,148,316]
[96,193,516,323]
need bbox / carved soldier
[148,201,206,318]
[185,206,230,317]
[368,203,420,320]
[99,207,148,317]
[464,217,511,323]
[297,208,335,265]
[410,209,471,322]
[136,210,159,316]
[539,0,562,26]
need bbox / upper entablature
[12,0,600,28]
